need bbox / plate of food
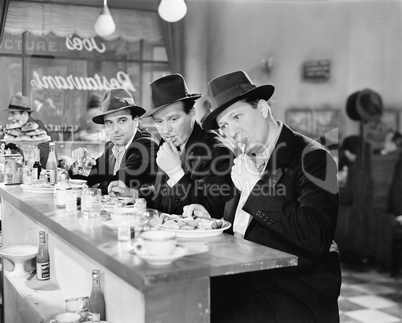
[20,183,54,194]
[158,213,231,238]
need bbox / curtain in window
[4,1,163,42]
[161,20,185,75]
[0,0,9,43]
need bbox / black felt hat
[202,70,274,130]
[142,74,202,118]
[92,88,146,124]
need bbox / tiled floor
[340,264,402,323]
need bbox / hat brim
[92,105,146,124]
[142,94,202,118]
[346,91,361,121]
[202,85,274,130]
[4,107,33,112]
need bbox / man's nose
[228,124,240,140]
[162,122,171,134]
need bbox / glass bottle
[88,269,106,321]
[46,142,58,185]
[32,149,42,180]
[36,231,50,281]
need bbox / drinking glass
[146,208,160,229]
[71,148,93,177]
[81,188,101,217]
[132,211,149,241]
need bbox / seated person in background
[379,130,402,155]
[76,94,107,142]
[69,88,158,195]
[108,74,234,218]
[3,94,52,167]
[193,70,340,323]
[387,131,402,277]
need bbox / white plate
[101,219,136,231]
[159,221,231,239]
[0,244,37,259]
[131,243,187,266]
[20,184,54,193]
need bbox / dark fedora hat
[92,88,146,124]
[5,94,33,112]
[346,89,382,122]
[142,74,202,118]
[356,89,382,122]
[202,70,275,130]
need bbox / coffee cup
[140,230,177,256]
[65,296,89,321]
[50,312,81,323]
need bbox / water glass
[118,221,131,241]
[65,190,77,213]
[81,188,101,217]
[146,208,160,229]
[71,148,93,177]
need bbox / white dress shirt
[112,130,136,175]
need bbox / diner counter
[0,184,298,323]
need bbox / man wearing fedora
[190,70,341,322]
[70,88,158,195]
[109,74,234,218]
[4,94,52,167]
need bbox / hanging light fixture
[94,0,116,37]
[158,0,187,23]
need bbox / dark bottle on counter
[36,231,50,281]
[32,151,42,181]
[89,269,106,321]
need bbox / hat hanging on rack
[346,89,383,122]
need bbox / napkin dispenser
[4,154,23,185]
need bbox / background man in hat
[70,88,158,195]
[4,94,52,167]
[191,70,341,322]
[108,74,234,218]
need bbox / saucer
[101,219,135,231]
[131,243,187,266]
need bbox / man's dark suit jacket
[149,122,234,218]
[219,124,341,323]
[70,129,158,195]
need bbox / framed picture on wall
[285,108,314,137]
[314,108,339,137]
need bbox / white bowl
[140,230,177,256]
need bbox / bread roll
[21,121,39,132]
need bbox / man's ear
[257,99,270,118]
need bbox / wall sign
[302,60,331,81]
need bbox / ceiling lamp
[158,0,187,23]
[94,0,116,37]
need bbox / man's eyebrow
[218,110,238,126]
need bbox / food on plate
[29,182,53,189]
[160,213,226,231]
[5,121,23,130]
[5,129,23,137]
[2,120,50,143]
[24,128,46,136]
[21,121,39,132]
